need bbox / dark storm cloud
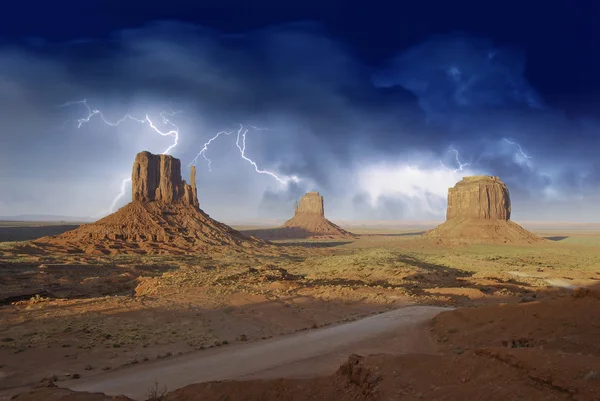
[352,192,407,220]
[51,22,420,182]
[372,32,600,214]
[1,23,600,220]
[0,20,431,219]
[258,181,307,219]
[374,33,544,117]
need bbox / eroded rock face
[132,151,198,207]
[446,176,511,221]
[294,192,325,217]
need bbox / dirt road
[65,305,449,400]
[508,270,600,290]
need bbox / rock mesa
[425,176,544,244]
[34,151,268,255]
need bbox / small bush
[147,381,168,401]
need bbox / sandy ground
[2,222,600,400]
[65,305,448,400]
[13,288,600,401]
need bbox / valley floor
[1,223,600,400]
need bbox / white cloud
[356,163,481,217]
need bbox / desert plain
[2,220,600,400]
[2,158,600,401]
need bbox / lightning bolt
[439,146,470,172]
[236,125,299,185]
[60,99,180,154]
[503,138,532,159]
[437,137,531,176]
[109,177,131,214]
[60,99,181,213]
[188,130,233,171]
[189,124,299,185]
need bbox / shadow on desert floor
[543,235,569,241]
[240,228,425,243]
[0,225,80,242]
[273,241,353,248]
[0,260,179,304]
[240,227,323,240]
[355,231,426,237]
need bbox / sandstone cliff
[132,151,198,207]
[425,176,544,244]
[34,151,268,255]
[294,192,325,217]
[447,176,510,220]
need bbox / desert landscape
[0,152,599,401]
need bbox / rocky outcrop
[132,151,198,207]
[294,192,325,217]
[34,151,269,255]
[188,165,199,208]
[244,192,355,240]
[447,176,510,221]
[281,192,355,239]
[425,176,544,244]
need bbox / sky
[1,0,600,223]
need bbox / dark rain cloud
[1,24,599,220]
[373,32,600,216]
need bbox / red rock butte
[132,151,199,207]
[34,151,269,255]
[425,176,544,244]
[281,192,355,239]
[446,176,511,221]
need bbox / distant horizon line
[3,214,600,227]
